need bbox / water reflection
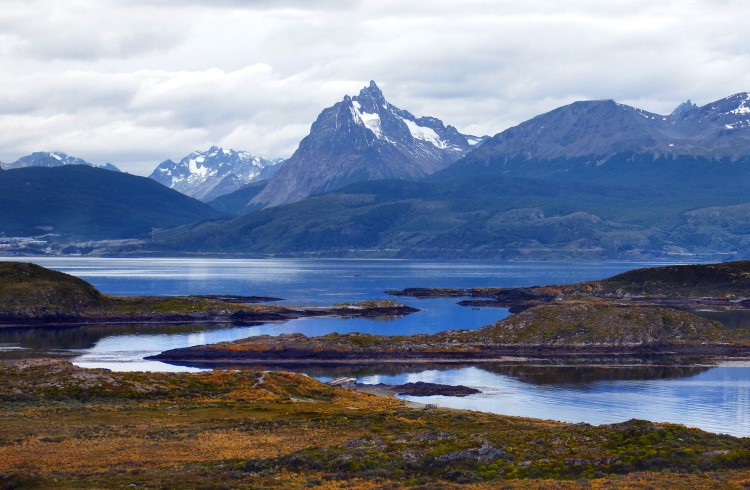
[358,364,750,436]
[482,364,711,386]
[160,361,712,387]
[0,323,239,354]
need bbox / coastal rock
[388,381,481,397]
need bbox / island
[152,261,750,365]
[0,261,418,326]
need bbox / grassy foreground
[1,359,750,489]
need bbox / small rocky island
[0,262,418,325]
[152,261,750,365]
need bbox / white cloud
[0,0,749,174]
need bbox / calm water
[0,257,656,371]
[3,257,749,436]
[358,363,750,437]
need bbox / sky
[1,0,749,175]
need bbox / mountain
[0,152,121,172]
[437,92,750,180]
[251,81,486,208]
[0,165,227,240]
[147,91,750,260]
[206,180,268,215]
[148,164,750,260]
[149,146,284,202]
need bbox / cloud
[0,1,186,61]
[0,0,749,174]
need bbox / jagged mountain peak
[251,82,488,208]
[148,146,283,202]
[357,80,386,104]
[671,100,698,117]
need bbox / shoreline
[148,353,750,369]
[0,304,420,328]
[149,343,750,365]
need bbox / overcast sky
[1,0,749,175]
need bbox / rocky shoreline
[370,381,482,397]
[149,343,750,366]
[0,301,419,327]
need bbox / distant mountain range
[251,81,486,208]
[440,92,750,180]
[6,87,750,260]
[0,152,120,172]
[148,91,750,260]
[148,146,284,202]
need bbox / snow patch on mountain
[403,119,447,149]
[351,101,384,139]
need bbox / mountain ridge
[0,152,120,172]
[148,146,283,202]
[437,92,750,179]
[146,90,750,260]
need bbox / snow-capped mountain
[148,146,284,202]
[443,92,750,178]
[251,81,487,208]
[0,152,120,172]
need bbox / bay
[0,257,656,371]
[3,257,749,436]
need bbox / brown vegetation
[1,359,750,489]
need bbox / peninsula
[0,262,417,326]
[152,261,750,365]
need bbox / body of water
[3,257,749,436]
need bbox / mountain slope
[151,173,678,258]
[149,146,283,201]
[149,163,750,259]
[0,165,227,239]
[0,152,120,172]
[436,92,750,180]
[206,180,268,215]
[251,81,485,208]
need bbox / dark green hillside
[207,179,268,215]
[0,262,103,316]
[151,175,646,255]
[150,163,750,258]
[0,165,227,239]
[597,261,750,297]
